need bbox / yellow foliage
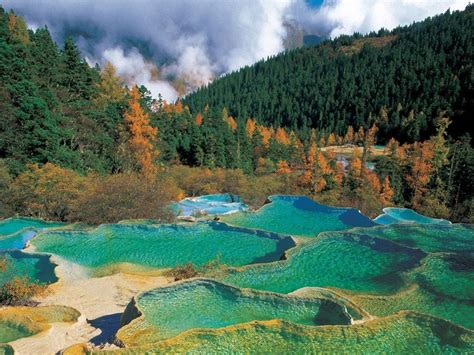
[94,61,126,107]
[227,116,237,131]
[274,128,290,145]
[276,160,291,175]
[124,86,159,177]
[246,119,256,137]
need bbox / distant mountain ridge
[185,6,474,143]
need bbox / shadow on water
[88,313,122,345]
[339,209,376,227]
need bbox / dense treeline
[185,6,473,143]
[0,6,473,223]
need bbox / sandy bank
[10,251,170,355]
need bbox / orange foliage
[349,157,362,177]
[276,160,291,174]
[327,133,336,146]
[334,162,345,186]
[406,141,435,207]
[317,152,331,174]
[124,86,159,176]
[257,125,272,147]
[275,127,290,145]
[246,119,256,137]
[174,100,184,113]
[307,142,317,166]
[381,176,394,204]
[366,171,381,193]
[195,112,203,126]
[226,116,237,131]
[357,126,365,143]
[344,126,354,144]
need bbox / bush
[70,172,183,225]
[164,263,198,281]
[0,276,47,306]
[7,163,85,221]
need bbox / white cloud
[2,0,470,101]
[314,0,470,38]
[102,47,179,101]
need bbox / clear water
[136,279,351,341]
[0,217,64,251]
[221,231,424,294]
[352,254,474,329]
[0,229,38,251]
[374,207,451,225]
[171,193,248,217]
[31,222,295,272]
[0,250,58,286]
[222,195,375,237]
[0,322,33,343]
[0,217,64,236]
[357,223,474,255]
[147,312,474,354]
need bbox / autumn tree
[246,118,256,137]
[195,112,203,126]
[7,11,29,44]
[123,86,159,176]
[380,176,394,205]
[344,126,354,144]
[94,61,126,108]
[406,141,435,209]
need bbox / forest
[0,5,473,223]
[185,6,473,143]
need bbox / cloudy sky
[3,0,469,101]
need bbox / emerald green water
[221,232,424,294]
[352,224,474,255]
[144,312,474,354]
[352,253,474,329]
[222,195,375,237]
[374,207,451,225]
[0,250,58,286]
[0,322,33,343]
[136,279,351,341]
[0,217,63,236]
[31,222,295,272]
[0,217,64,251]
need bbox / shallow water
[0,250,58,286]
[0,322,33,343]
[119,310,474,353]
[0,217,64,251]
[222,195,375,237]
[222,231,424,294]
[374,207,451,225]
[357,223,474,255]
[136,279,351,341]
[171,193,248,217]
[0,217,64,236]
[31,222,295,272]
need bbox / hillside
[184,6,474,143]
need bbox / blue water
[0,217,65,251]
[171,193,248,217]
[0,250,58,286]
[374,208,451,225]
[223,195,375,237]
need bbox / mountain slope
[184,6,474,143]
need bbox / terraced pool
[117,279,356,346]
[31,222,295,274]
[221,231,425,294]
[0,250,57,286]
[222,195,375,237]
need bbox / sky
[2,0,470,101]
